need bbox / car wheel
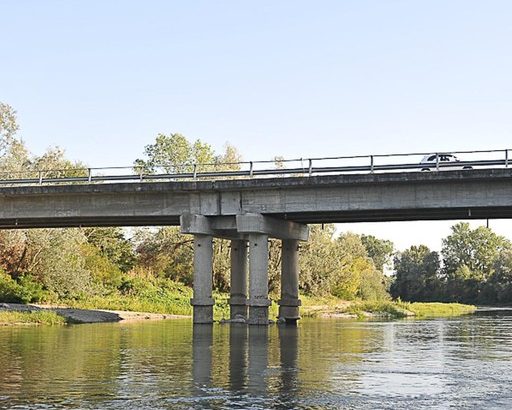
[421,168,431,172]
[462,166,473,170]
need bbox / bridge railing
[0,148,509,186]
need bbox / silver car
[420,154,472,171]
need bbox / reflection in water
[1,312,512,409]
[192,324,213,391]
[229,324,247,391]
[278,325,299,408]
[247,325,269,396]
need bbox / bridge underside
[1,206,512,229]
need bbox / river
[1,309,512,409]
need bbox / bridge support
[248,234,271,325]
[181,213,308,325]
[229,239,248,320]
[190,234,214,324]
[278,239,301,323]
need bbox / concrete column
[248,234,271,325]
[229,240,248,320]
[278,239,301,323]
[190,234,214,324]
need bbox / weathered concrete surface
[1,169,512,227]
[229,239,248,319]
[247,233,271,325]
[191,235,214,324]
[278,239,301,323]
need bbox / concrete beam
[236,213,309,241]
[180,213,244,240]
[180,213,213,235]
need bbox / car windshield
[424,154,458,162]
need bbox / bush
[0,270,22,302]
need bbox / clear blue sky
[1,0,512,250]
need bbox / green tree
[441,223,510,303]
[0,102,19,156]
[134,133,216,174]
[360,235,394,272]
[391,245,441,301]
[487,250,512,303]
[83,227,136,272]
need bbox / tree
[134,133,216,174]
[442,223,510,281]
[360,235,394,272]
[0,102,19,157]
[487,250,512,304]
[83,227,136,272]
[441,223,511,303]
[391,245,441,301]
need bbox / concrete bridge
[1,168,512,324]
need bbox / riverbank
[0,303,188,325]
[298,296,476,319]
[0,297,476,325]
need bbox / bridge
[0,149,511,324]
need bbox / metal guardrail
[0,148,509,186]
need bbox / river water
[1,310,512,409]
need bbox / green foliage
[391,245,441,301]
[486,250,512,303]
[134,133,243,175]
[0,310,66,325]
[399,302,476,317]
[441,223,511,303]
[0,102,19,156]
[0,271,45,303]
[442,222,510,282]
[134,133,216,174]
[347,300,411,318]
[84,228,136,272]
[135,227,194,284]
[360,235,394,272]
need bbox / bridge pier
[248,234,271,325]
[278,239,301,323]
[190,234,214,324]
[181,213,308,325]
[229,239,248,320]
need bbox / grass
[345,300,476,319]
[0,310,66,325]
[396,301,477,317]
[62,290,476,321]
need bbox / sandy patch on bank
[0,303,189,324]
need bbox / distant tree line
[391,223,512,304]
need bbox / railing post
[38,170,43,185]
[139,168,144,182]
[308,159,313,177]
[370,155,374,174]
[435,153,440,172]
[506,150,509,168]
[249,161,254,178]
[87,168,92,183]
[193,164,197,180]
